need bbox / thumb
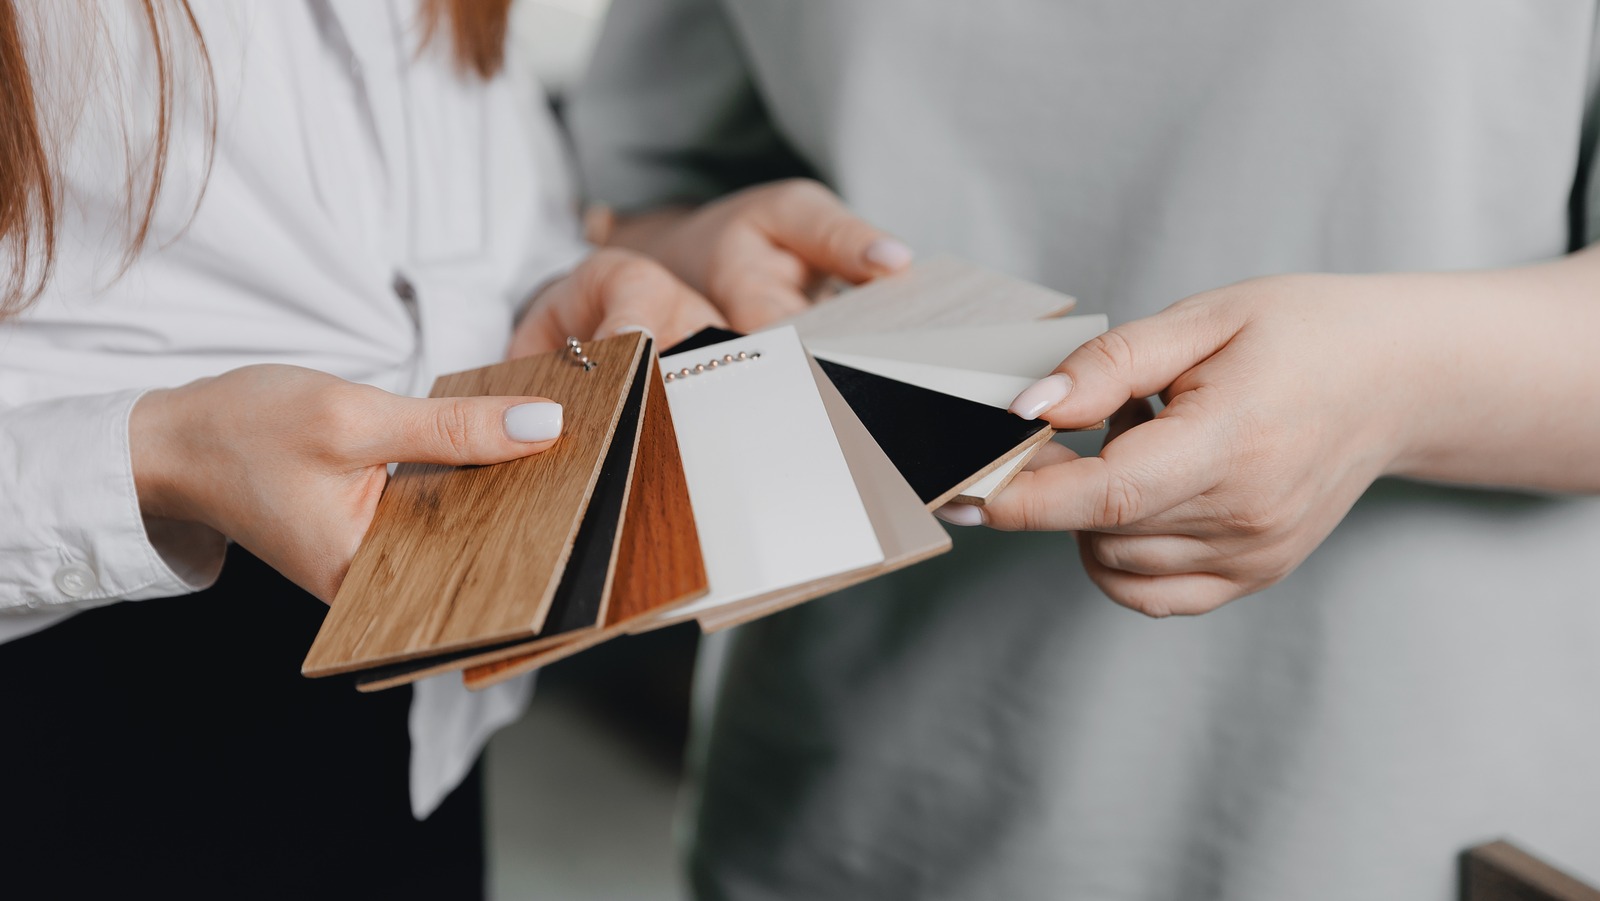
[1007,302,1243,430]
[753,180,914,283]
[359,392,564,467]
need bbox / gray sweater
[571,2,1600,898]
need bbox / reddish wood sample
[462,367,708,689]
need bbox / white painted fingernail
[864,238,914,270]
[934,503,985,526]
[504,402,563,442]
[614,324,656,341]
[1010,373,1072,420]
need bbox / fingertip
[934,503,986,527]
[1009,373,1073,420]
[863,237,914,272]
[504,401,563,444]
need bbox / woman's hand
[131,365,565,602]
[601,178,914,331]
[947,256,1600,617]
[510,247,727,358]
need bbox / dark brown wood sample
[1461,840,1600,901]
[302,332,648,678]
[461,366,709,690]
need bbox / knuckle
[1099,576,1172,619]
[1222,494,1284,537]
[1126,596,1173,619]
[1089,535,1134,572]
[432,399,480,458]
[1077,329,1139,380]
[1095,469,1145,529]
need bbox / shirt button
[54,564,98,599]
[392,273,417,304]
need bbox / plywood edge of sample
[950,437,1050,506]
[461,367,709,691]
[302,332,648,678]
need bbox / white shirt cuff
[0,389,226,615]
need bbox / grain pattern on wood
[461,365,708,690]
[348,353,655,692]
[301,332,648,677]
[1461,840,1600,901]
[781,256,1077,340]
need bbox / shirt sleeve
[568,0,815,211]
[0,389,225,615]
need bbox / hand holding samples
[603,178,915,331]
[510,248,726,358]
[130,250,723,605]
[130,365,564,603]
[971,254,1600,617]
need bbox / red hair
[0,0,514,318]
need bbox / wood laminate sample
[782,256,1077,340]
[302,332,648,677]
[815,358,1053,509]
[350,351,655,692]
[462,364,709,690]
[695,355,952,632]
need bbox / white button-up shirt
[0,0,589,817]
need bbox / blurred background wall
[487,3,700,900]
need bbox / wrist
[130,386,198,524]
[1364,277,1451,480]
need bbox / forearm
[1385,244,1600,492]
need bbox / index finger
[750,180,913,284]
[980,408,1224,532]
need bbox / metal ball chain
[664,350,761,382]
[566,336,597,371]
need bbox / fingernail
[935,503,986,527]
[1010,373,1072,420]
[864,238,914,270]
[614,324,656,341]
[504,402,563,442]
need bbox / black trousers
[0,546,485,900]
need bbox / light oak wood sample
[349,353,656,692]
[782,257,1077,340]
[301,332,648,678]
[461,368,709,690]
